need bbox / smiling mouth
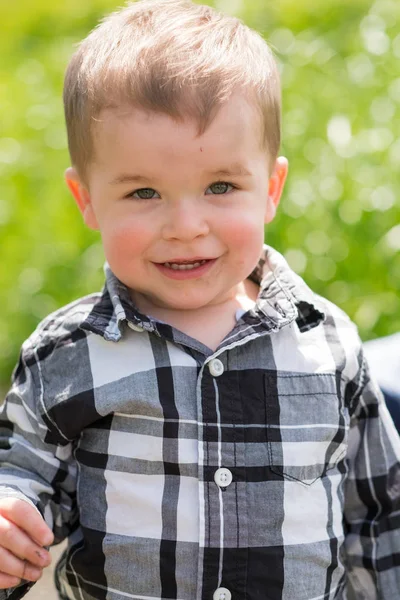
[163,259,209,271]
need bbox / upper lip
[156,258,214,264]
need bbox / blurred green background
[1,0,399,389]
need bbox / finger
[0,547,42,582]
[21,559,43,583]
[0,516,51,568]
[0,572,21,589]
[0,499,53,547]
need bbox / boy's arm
[0,348,78,598]
[343,348,400,598]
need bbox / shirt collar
[248,245,325,333]
[81,245,325,341]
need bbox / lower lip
[154,259,217,280]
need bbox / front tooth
[164,260,207,270]
[171,262,199,270]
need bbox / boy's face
[66,94,287,315]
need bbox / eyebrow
[109,174,153,186]
[206,165,252,178]
[109,164,252,186]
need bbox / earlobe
[65,167,99,230]
[265,156,289,224]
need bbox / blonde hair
[64,0,281,183]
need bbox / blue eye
[130,188,160,200]
[206,182,234,195]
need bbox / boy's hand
[0,498,53,588]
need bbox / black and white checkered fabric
[0,246,399,600]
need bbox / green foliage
[1,0,399,388]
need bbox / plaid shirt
[0,246,399,600]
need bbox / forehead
[91,94,266,171]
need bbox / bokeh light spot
[284,248,307,274]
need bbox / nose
[161,198,210,241]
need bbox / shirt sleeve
[0,347,78,599]
[343,347,400,598]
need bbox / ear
[65,167,99,230]
[265,156,288,224]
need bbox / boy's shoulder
[272,259,365,383]
[265,249,360,340]
[249,247,362,365]
[22,292,103,354]
[317,293,363,353]
[314,291,358,333]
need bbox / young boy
[0,1,399,599]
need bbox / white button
[128,322,144,332]
[214,468,233,488]
[213,588,232,600]
[208,359,224,377]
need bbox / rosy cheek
[101,221,150,267]
[222,213,264,246]
[219,213,265,272]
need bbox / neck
[131,279,259,350]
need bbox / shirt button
[127,322,144,332]
[213,588,232,600]
[208,358,224,377]
[214,468,233,488]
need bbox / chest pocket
[265,372,348,485]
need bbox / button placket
[206,355,232,600]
